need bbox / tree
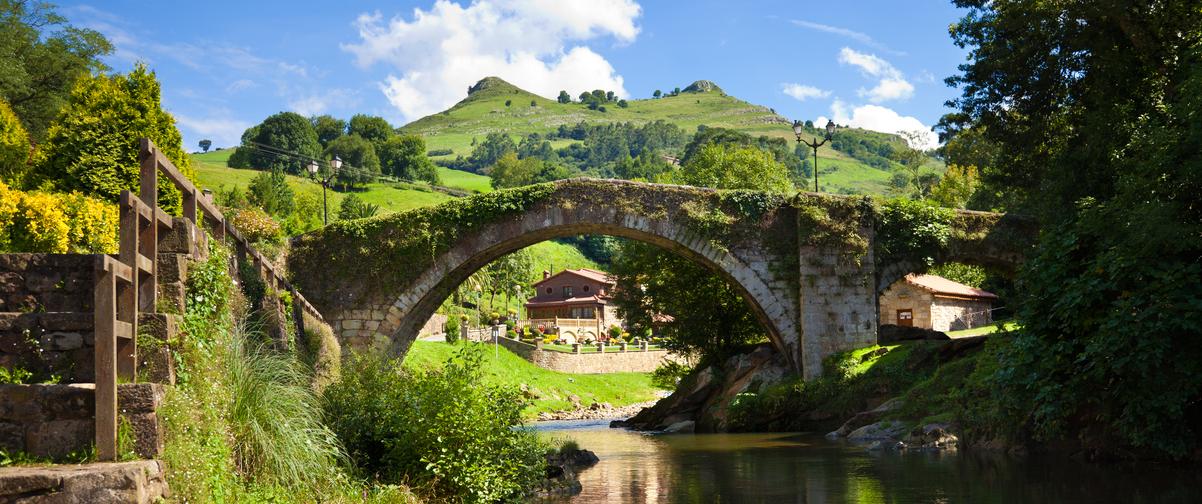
[198,139,211,152]
[557,90,571,104]
[33,64,191,211]
[0,1,113,141]
[672,87,681,96]
[943,0,1202,457]
[530,99,536,107]
[0,99,31,186]
[467,132,516,173]
[605,91,615,102]
[804,120,814,129]
[653,90,662,99]
[617,99,628,108]
[247,169,294,217]
[347,114,392,146]
[240,111,321,175]
[310,115,346,147]
[504,99,511,107]
[927,164,980,209]
[323,134,380,188]
[378,134,440,184]
[487,152,540,189]
[676,143,792,192]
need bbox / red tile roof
[524,295,609,308]
[905,273,998,300]
[533,268,614,287]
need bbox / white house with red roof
[524,268,624,343]
[879,273,999,332]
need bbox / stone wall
[0,255,98,383]
[0,383,165,459]
[879,281,935,329]
[930,298,992,332]
[494,337,679,374]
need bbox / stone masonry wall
[0,383,165,459]
[797,220,879,381]
[878,281,935,329]
[930,298,992,332]
[495,337,679,374]
[0,255,97,383]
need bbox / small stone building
[879,274,998,332]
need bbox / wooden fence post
[117,195,138,381]
[94,258,118,462]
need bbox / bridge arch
[288,178,1034,379]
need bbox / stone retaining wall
[0,383,164,459]
[494,337,678,374]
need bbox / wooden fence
[93,138,325,461]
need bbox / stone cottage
[878,273,998,332]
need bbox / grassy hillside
[402,76,940,195]
[191,150,455,214]
[404,340,660,419]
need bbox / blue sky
[60,1,969,150]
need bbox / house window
[583,285,590,293]
[563,286,573,297]
[546,287,552,294]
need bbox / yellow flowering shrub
[0,181,118,253]
[10,191,69,252]
[228,207,281,244]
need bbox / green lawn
[190,152,455,214]
[436,166,492,193]
[947,320,1020,338]
[403,340,660,419]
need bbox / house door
[896,309,914,327]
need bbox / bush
[0,99,31,186]
[248,170,294,217]
[608,325,623,341]
[0,181,118,253]
[337,194,379,220]
[650,360,691,390]
[323,349,547,502]
[444,316,460,344]
[229,207,281,244]
[299,312,340,392]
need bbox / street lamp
[793,119,837,192]
[307,156,342,225]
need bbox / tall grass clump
[324,347,548,503]
[225,321,344,491]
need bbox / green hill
[402,77,942,195]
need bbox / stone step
[0,460,167,503]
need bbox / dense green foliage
[487,152,570,189]
[0,99,30,185]
[672,143,792,192]
[337,193,379,220]
[346,114,393,146]
[324,134,380,188]
[310,114,346,148]
[247,170,295,218]
[682,126,807,184]
[33,64,190,212]
[324,349,548,503]
[235,112,321,175]
[377,134,440,184]
[874,198,954,267]
[938,0,1202,458]
[0,1,112,140]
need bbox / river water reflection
[533,419,1201,504]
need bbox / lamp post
[491,324,500,359]
[306,156,342,225]
[793,120,837,192]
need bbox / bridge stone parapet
[290,179,1032,379]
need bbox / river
[533,419,1202,503]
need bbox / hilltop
[401,77,941,195]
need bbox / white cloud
[781,83,830,102]
[225,79,257,93]
[789,19,903,55]
[287,89,360,117]
[173,113,251,149]
[837,47,913,103]
[826,99,938,150]
[343,0,641,122]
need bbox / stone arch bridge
[288,179,1034,379]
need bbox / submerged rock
[663,420,696,434]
